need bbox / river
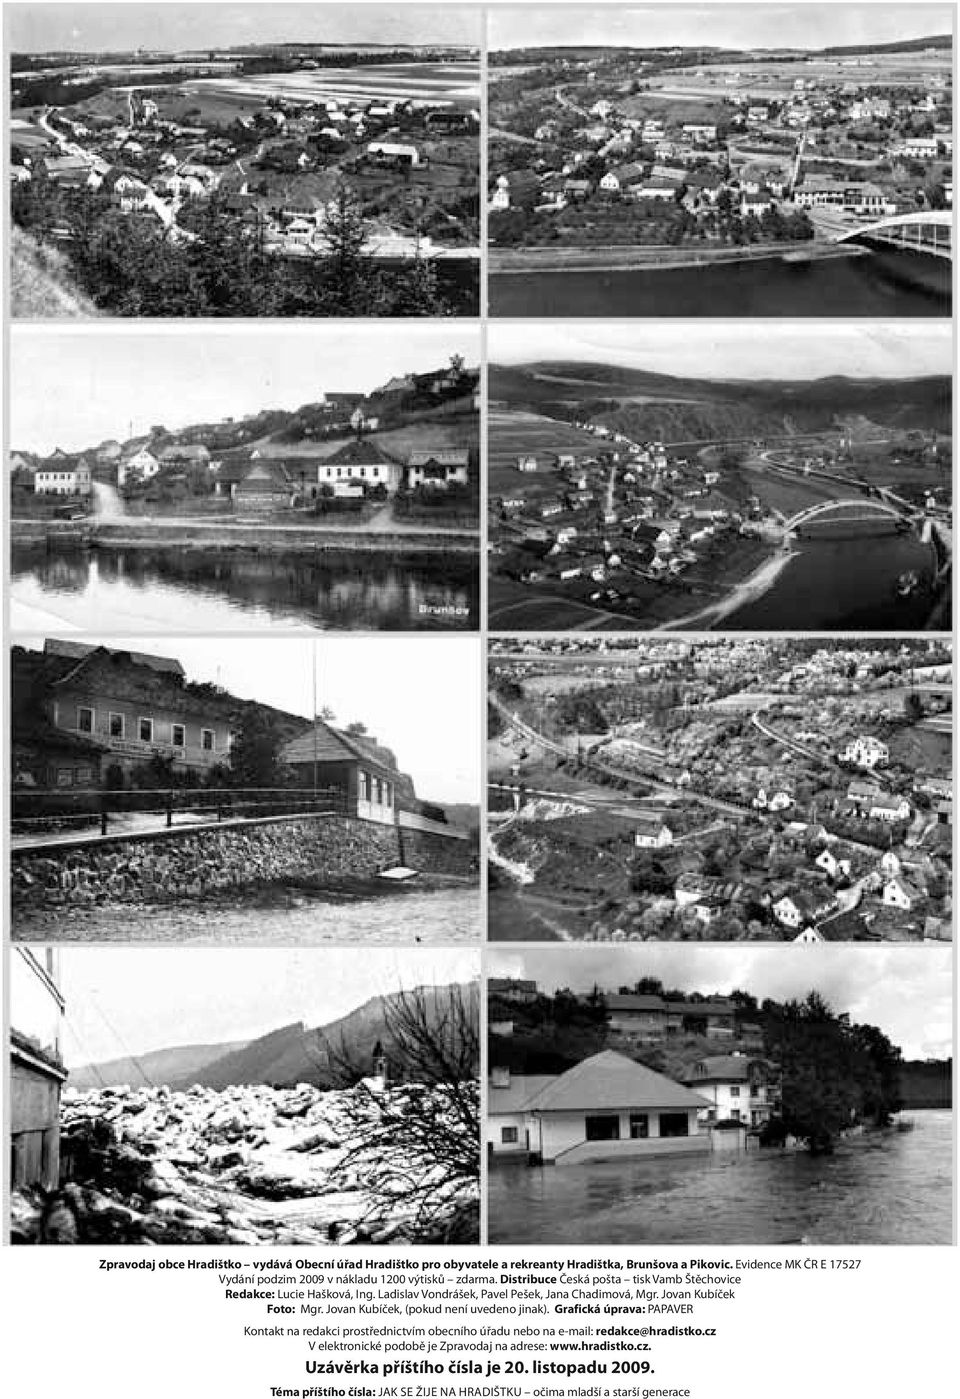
[9,543,478,632]
[490,247,950,318]
[488,1111,952,1245]
[724,528,938,630]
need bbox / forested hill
[490,361,951,442]
[898,1059,952,1109]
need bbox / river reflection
[489,1111,952,1245]
[10,544,478,632]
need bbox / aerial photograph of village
[9,2,480,316]
[488,637,952,944]
[486,945,952,1245]
[9,323,480,632]
[487,322,951,632]
[11,946,480,1243]
[487,3,952,317]
[10,633,481,942]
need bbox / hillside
[69,1040,247,1090]
[71,983,479,1093]
[10,226,99,319]
[490,361,951,442]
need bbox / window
[77,706,94,734]
[501,1127,519,1145]
[109,712,124,739]
[729,1086,740,1098]
[75,766,92,783]
[171,724,186,749]
[56,768,73,787]
[659,1112,690,1139]
[585,1114,620,1142]
[730,1110,741,1122]
[359,771,370,801]
[201,729,215,752]
[139,717,153,743]
[629,1113,649,1139]
[374,777,383,804]
[384,781,392,807]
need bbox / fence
[11,785,347,839]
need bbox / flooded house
[487,1052,711,1164]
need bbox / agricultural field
[488,408,607,499]
[185,61,480,112]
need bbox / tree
[228,708,288,790]
[317,982,480,1242]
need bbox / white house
[118,447,160,488]
[366,141,421,166]
[634,816,674,849]
[488,1052,711,1165]
[774,888,839,929]
[35,458,92,496]
[868,795,912,824]
[841,735,889,770]
[406,450,470,490]
[684,1054,773,1128]
[815,848,852,880]
[314,439,403,495]
[883,875,922,911]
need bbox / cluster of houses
[490,67,952,234]
[11,366,477,512]
[10,638,451,833]
[495,422,746,598]
[13,81,479,257]
[487,979,777,1164]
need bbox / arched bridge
[784,497,915,534]
[835,211,951,261]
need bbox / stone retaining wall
[11,816,476,912]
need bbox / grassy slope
[10,226,99,318]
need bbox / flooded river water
[489,1111,952,1245]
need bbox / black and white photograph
[487,3,952,317]
[9,2,480,316]
[487,636,952,943]
[10,946,480,1244]
[487,322,951,632]
[10,633,481,942]
[486,946,952,1245]
[10,323,480,632]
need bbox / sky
[490,323,952,382]
[9,324,480,455]
[19,633,481,803]
[8,2,480,53]
[35,946,478,1066]
[487,947,953,1061]
[490,4,952,52]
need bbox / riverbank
[490,239,863,275]
[664,548,797,631]
[11,518,480,555]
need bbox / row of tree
[13,179,475,317]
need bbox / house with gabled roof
[683,1054,775,1127]
[406,449,470,491]
[280,720,418,826]
[488,1052,712,1164]
[233,459,297,512]
[315,438,403,496]
[11,639,232,785]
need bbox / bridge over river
[834,211,951,262]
